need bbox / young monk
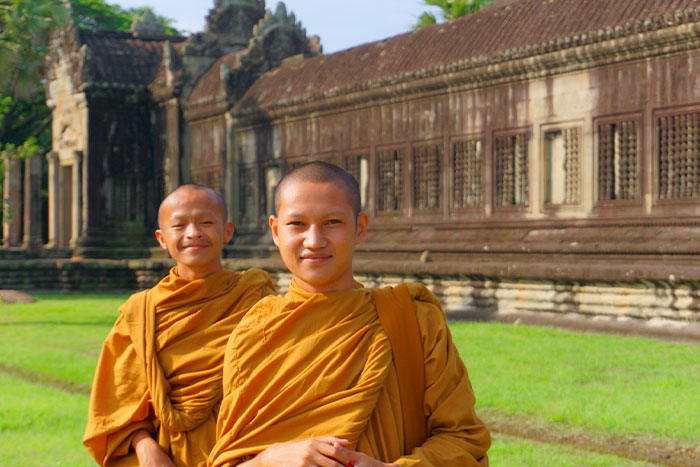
[208,162,490,467]
[83,184,275,467]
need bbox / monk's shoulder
[401,282,449,336]
[118,289,150,322]
[236,268,276,296]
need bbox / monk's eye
[288,221,305,227]
[327,219,342,225]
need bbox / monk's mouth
[182,244,209,250]
[301,256,331,262]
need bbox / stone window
[239,164,258,225]
[495,133,529,207]
[658,111,700,199]
[114,177,144,223]
[452,139,482,208]
[345,153,369,210]
[544,127,581,205]
[377,149,404,212]
[412,143,441,210]
[598,120,639,201]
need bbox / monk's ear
[224,221,234,243]
[269,215,280,247]
[155,229,168,250]
[355,212,369,245]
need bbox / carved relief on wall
[50,71,84,154]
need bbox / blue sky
[111,0,436,54]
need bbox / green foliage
[0,0,67,97]
[415,0,493,28]
[0,0,178,192]
[70,0,179,35]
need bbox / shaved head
[158,184,227,228]
[275,161,361,216]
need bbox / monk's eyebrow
[284,213,348,221]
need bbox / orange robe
[83,267,275,467]
[209,280,490,466]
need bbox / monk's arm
[132,429,175,466]
[394,286,491,467]
[83,315,156,465]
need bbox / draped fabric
[84,267,275,467]
[209,280,490,467]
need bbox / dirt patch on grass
[0,290,36,304]
[0,362,90,396]
[482,409,699,466]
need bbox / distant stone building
[4,0,700,322]
[29,0,319,256]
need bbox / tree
[0,0,177,224]
[70,0,178,34]
[0,0,66,176]
[414,0,493,28]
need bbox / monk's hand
[332,442,398,467]
[243,437,351,467]
[132,429,175,467]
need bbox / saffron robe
[209,280,490,466]
[83,267,275,467]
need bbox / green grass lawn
[451,322,700,447]
[1,294,698,465]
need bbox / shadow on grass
[0,321,113,326]
[0,362,90,396]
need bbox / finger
[315,441,351,467]
[315,436,350,446]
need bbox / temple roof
[188,50,246,102]
[78,30,185,87]
[236,0,700,113]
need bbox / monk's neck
[176,264,223,282]
[293,276,356,294]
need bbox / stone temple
[3,0,700,324]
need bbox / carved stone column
[225,112,240,224]
[2,157,22,247]
[23,155,43,251]
[46,151,59,248]
[70,151,83,247]
[164,98,181,194]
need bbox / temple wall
[189,116,227,193]
[1,259,698,323]
[230,46,700,238]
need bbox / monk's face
[155,188,234,281]
[270,181,368,293]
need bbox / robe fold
[83,267,275,467]
[209,280,490,467]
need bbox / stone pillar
[46,151,59,248]
[70,151,83,247]
[164,98,181,194]
[23,156,43,251]
[225,112,240,224]
[2,157,22,246]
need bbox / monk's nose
[185,223,201,238]
[303,224,326,248]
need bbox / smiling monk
[83,184,275,467]
[209,162,490,467]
